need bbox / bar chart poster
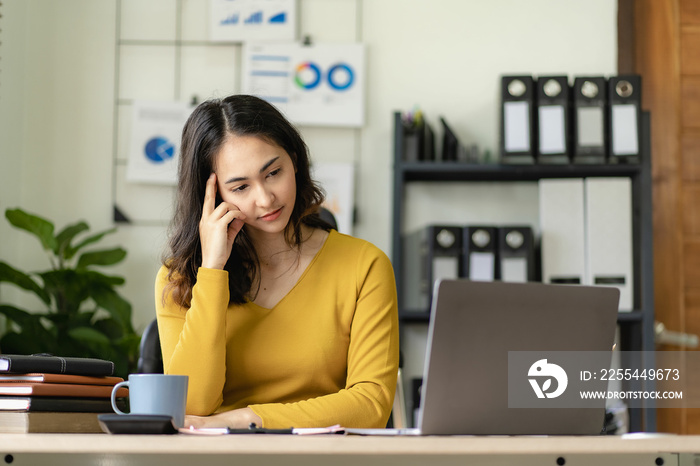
[209,0,296,42]
[126,101,192,185]
[242,42,366,127]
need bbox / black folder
[462,226,498,281]
[0,354,115,377]
[498,226,535,283]
[440,117,461,162]
[536,76,570,164]
[608,75,641,164]
[572,77,608,164]
[500,75,536,164]
[403,118,436,162]
[402,225,462,311]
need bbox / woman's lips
[260,207,283,221]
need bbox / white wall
[0,0,617,341]
[0,0,27,319]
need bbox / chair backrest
[318,206,338,230]
[137,319,163,374]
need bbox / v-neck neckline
[246,229,335,311]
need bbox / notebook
[351,279,619,436]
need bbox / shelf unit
[391,111,655,432]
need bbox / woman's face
[214,134,297,237]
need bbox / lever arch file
[498,226,535,283]
[500,75,536,164]
[403,225,462,311]
[585,177,633,311]
[608,75,642,164]
[536,76,570,164]
[462,226,497,281]
[539,179,586,285]
[572,77,608,164]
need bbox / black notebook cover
[0,354,115,376]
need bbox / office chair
[137,318,163,374]
[318,206,338,230]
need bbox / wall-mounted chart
[126,101,192,185]
[313,162,355,235]
[209,0,296,43]
[242,42,366,127]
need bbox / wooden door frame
[619,0,686,433]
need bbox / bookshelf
[391,111,655,432]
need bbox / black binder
[536,76,570,164]
[572,76,608,164]
[462,226,498,281]
[498,226,535,283]
[608,75,642,164]
[402,225,462,311]
[500,75,536,164]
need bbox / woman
[155,94,399,429]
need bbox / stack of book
[0,354,127,433]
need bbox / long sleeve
[247,239,400,428]
[154,231,400,428]
[155,266,230,415]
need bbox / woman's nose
[255,185,275,207]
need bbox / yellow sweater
[155,230,399,428]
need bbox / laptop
[350,279,619,436]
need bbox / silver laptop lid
[418,279,619,435]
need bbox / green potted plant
[0,208,140,377]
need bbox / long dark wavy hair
[162,94,331,308]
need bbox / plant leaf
[0,261,51,304]
[0,305,56,342]
[90,285,134,333]
[68,327,112,345]
[64,228,116,260]
[39,269,90,313]
[0,332,52,355]
[82,270,126,287]
[5,208,57,252]
[93,318,124,339]
[76,247,127,269]
[54,221,89,257]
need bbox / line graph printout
[209,0,296,42]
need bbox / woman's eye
[232,184,248,192]
[267,168,281,178]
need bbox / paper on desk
[292,425,344,435]
[179,424,345,435]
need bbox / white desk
[0,433,698,466]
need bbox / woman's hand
[184,408,263,429]
[199,173,246,270]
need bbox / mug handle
[111,381,130,414]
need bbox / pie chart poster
[127,101,192,185]
[243,42,366,127]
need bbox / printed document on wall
[209,0,296,42]
[243,42,366,127]
[127,101,192,185]
[313,163,354,235]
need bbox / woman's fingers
[202,173,217,214]
[199,181,246,269]
[227,217,245,244]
